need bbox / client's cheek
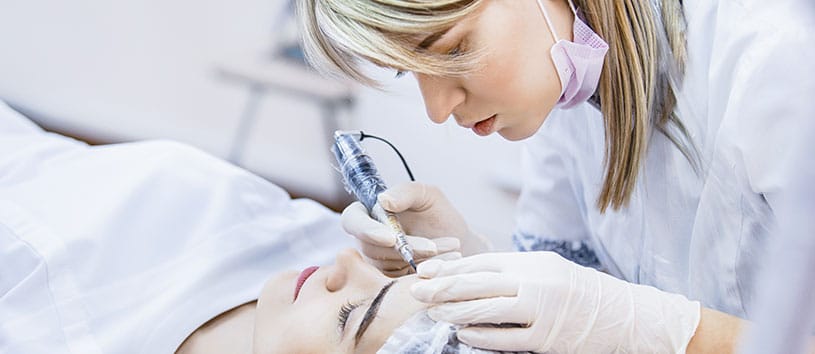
[253,272,305,351]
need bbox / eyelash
[338,301,361,332]
[394,39,465,79]
[449,43,463,56]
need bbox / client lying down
[181,248,517,353]
[0,101,519,353]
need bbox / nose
[325,248,369,292]
[415,73,466,124]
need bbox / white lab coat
[514,0,815,319]
[0,102,353,353]
[740,120,815,353]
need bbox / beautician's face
[253,249,427,353]
[413,0,574,141]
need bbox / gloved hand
[341,182,491,277]
[410,252,701,353]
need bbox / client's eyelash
[338,301,361,333]
[394,70,406,78]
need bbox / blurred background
[0,0,523,250]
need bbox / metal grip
[332,131,417,271]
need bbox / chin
[498,116,549,141]
[498,127,537,141]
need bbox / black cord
[358,131,416,182]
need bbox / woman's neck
[176,301,257,354]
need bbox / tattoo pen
[331,131,417,271]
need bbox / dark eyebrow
[354,280,396,345]
[416,28,452,50]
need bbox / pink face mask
[535,0,609,109]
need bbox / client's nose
[325,248,365,292]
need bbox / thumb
[379,182,440,213]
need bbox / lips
[293,266,319,301]
[472,114,497,136]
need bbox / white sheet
[0,101,354,353]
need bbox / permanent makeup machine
[332,131,417,271]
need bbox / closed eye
[337,301,360,334]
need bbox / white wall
[0,0,283,151]
[0,0,522,250]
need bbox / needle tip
[409,259,417,271]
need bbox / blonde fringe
[297,0,485,87]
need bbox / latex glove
[411,252,701,353]
[341,182,490,277]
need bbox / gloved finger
[364,254,412,272]
[427,296,523,325]
[359,235,440,261]
[416,253,505,279]
[427,237,461,254]
[410,238,461,262]
[369,258,417,272]
[410,272,518,303]
[363,250,456,272]
[427,296,528,324]
[360,235,460,261]
[368,252,451,270]
[372,251,464,274]
[427,251,463,262]
[341,202,395,247]
[377,262,414,278]
[457,326,539,352]
[384,268,413,277]
[378,182,440,213]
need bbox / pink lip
[293,266,319,302]
[472,115,497,136]
[456,114,496,129]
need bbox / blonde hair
[299,0,694,212]
[574,0,694,212]
[297,0,486,86]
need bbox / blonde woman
[299,0,815,353]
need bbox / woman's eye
[447,38,467,56]
[337,301,360,333]
[394,70,406,78]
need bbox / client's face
[253,249,427,353]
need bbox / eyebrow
[416,28,452,50]
[354,280,396,345]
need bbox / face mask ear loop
[566,0,577,16]
[535,0,562,43]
